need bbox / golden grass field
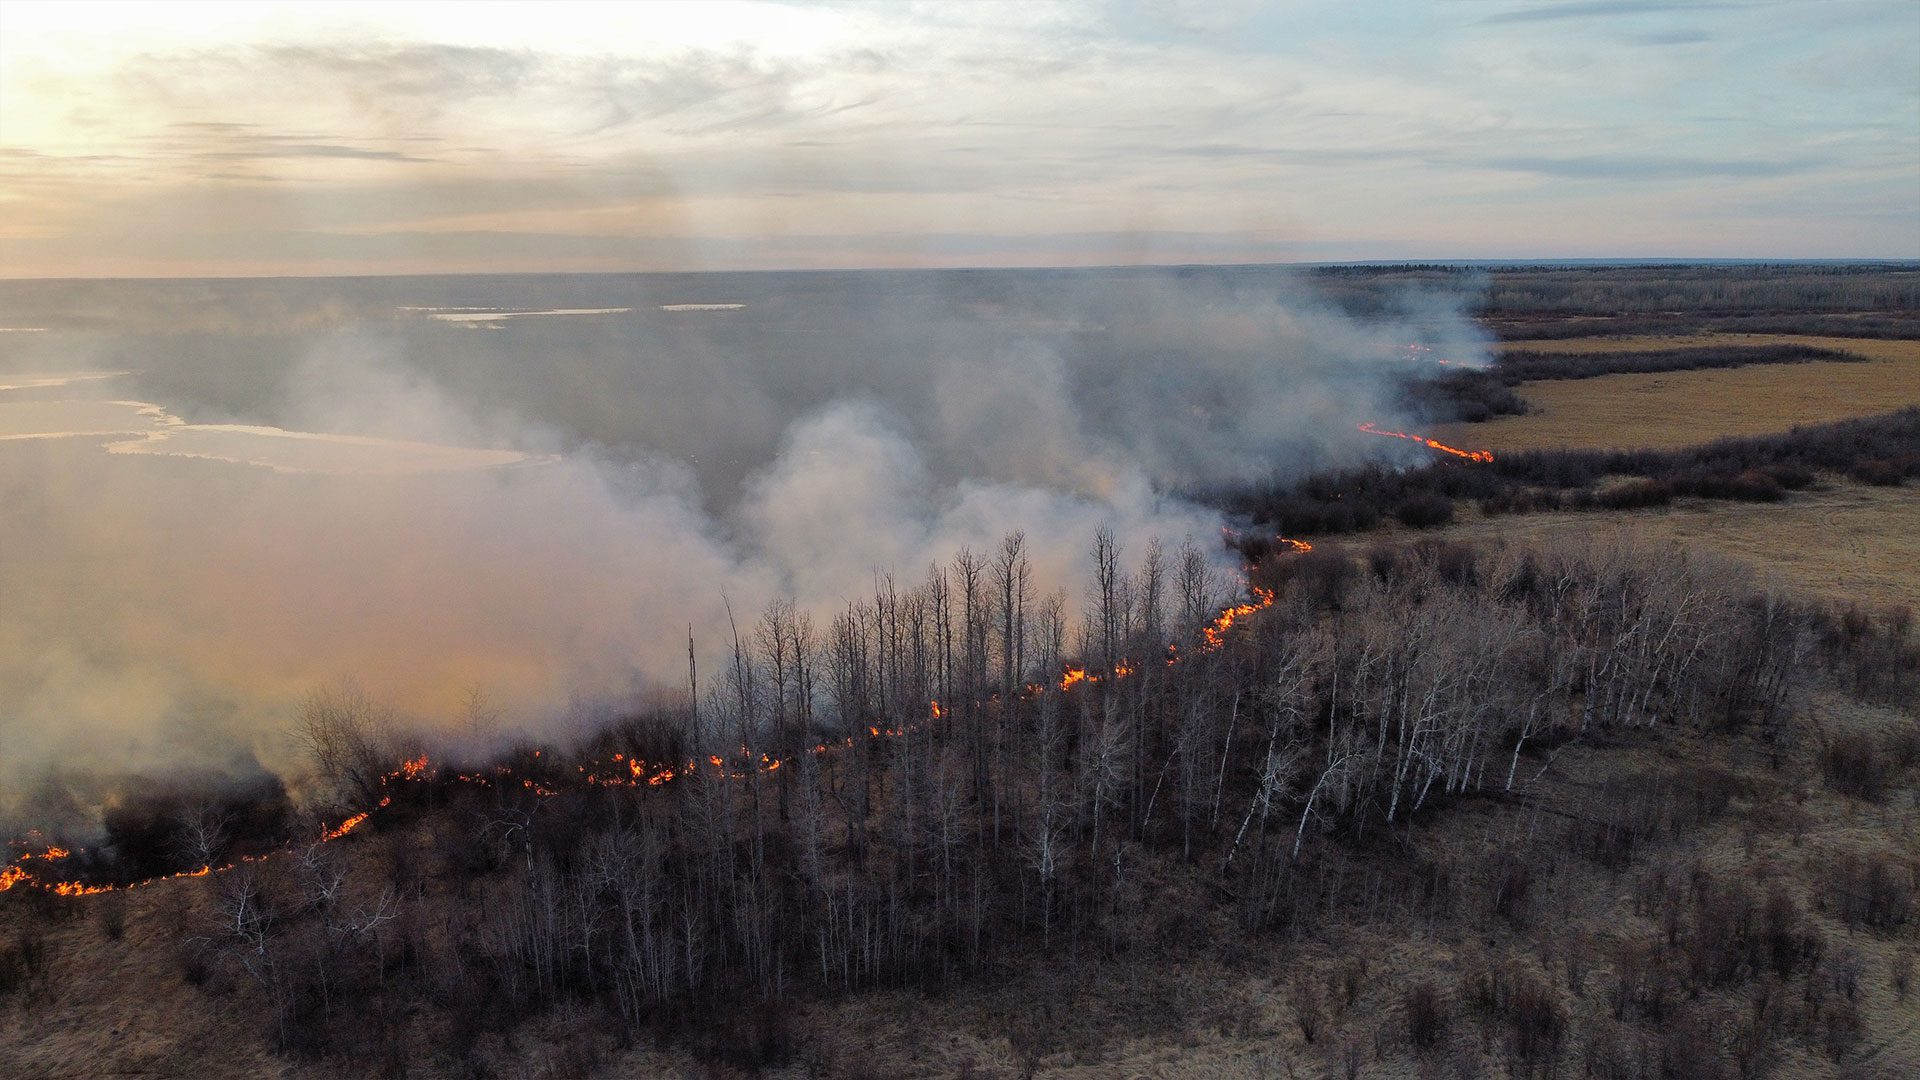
[1428,333,1920,613]
[1434,334,1920,452]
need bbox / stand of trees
[105,530,1910,1074]
[1305,263,1920,340]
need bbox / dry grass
[1433,334,1920,451]
[0,885,288,1079]
[1442,483,1920,612]
[7,655,1915,1080]
[718,704,1920,1080]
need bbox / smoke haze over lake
[0,267,1485,798]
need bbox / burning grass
[2,565,1292,902]
[1222,404,1920,540]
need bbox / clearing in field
[1435,334,1920,451]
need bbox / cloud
[1478,1,1749,26]
[197,143,438,164]
[1624,29,1716,46]
[2,0,1916,270]
[1483,154,1823,181]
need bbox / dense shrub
[1314,263,1920,329]
[1499,344,1859,382]
[101,773,295,881]
[1680,877,1821,989]
[1821,732,1894,800]
[1216,406,1920,533]
[1403,367,1528,423]
[1394,494,1455,528]
[1593,478,1673,510]
[1465,963,1566,1076]
[1670,468,1784,502]
[0,931,51,1005]
[1404,980,1448,1050]
[1493,314,1920,341]
[1849,457,1911,485]
[1824,849,1916,933]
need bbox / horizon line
[2,256,1916,286]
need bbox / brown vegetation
[7,268,1920,1077]
[1440,483,1920,613]
[4,532,1918,1078]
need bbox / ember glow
[2,545,1313,900]
[1357,421,1494,463]
[1200,587,1277,651]
[1,832,265,897]
[318,807,377,843]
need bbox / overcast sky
[1,0,1914,277]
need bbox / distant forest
[1311,263,1920,339]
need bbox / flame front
[1200,587,1276,651]
[5,551,1312,898]
[1357,421,1493,463]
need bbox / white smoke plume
[0,269,1486,807]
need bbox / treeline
[35,531,1912,1075]
[1491,313,1920,342]
[1475,265,1920,318]
[1303,264,1920,333]
[1404,343,1864,426]
[1499,343,1861,382]
[1222,407,1920,534]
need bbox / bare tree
[296,679,395,810]
[173,803,232,870]
[294,842,348,913]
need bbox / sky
[0,0,1915,277]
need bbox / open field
[1424,332,1920,612]
[1434,335,1920,451]
[1441,483,1920,612]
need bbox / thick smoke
[0,269,1485,814]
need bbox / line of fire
[0,424,1492,901]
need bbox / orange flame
[320,810,372,843]
[10,571,1300,899]
[1357,421,1493,463]
[1201,587,1276,651]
